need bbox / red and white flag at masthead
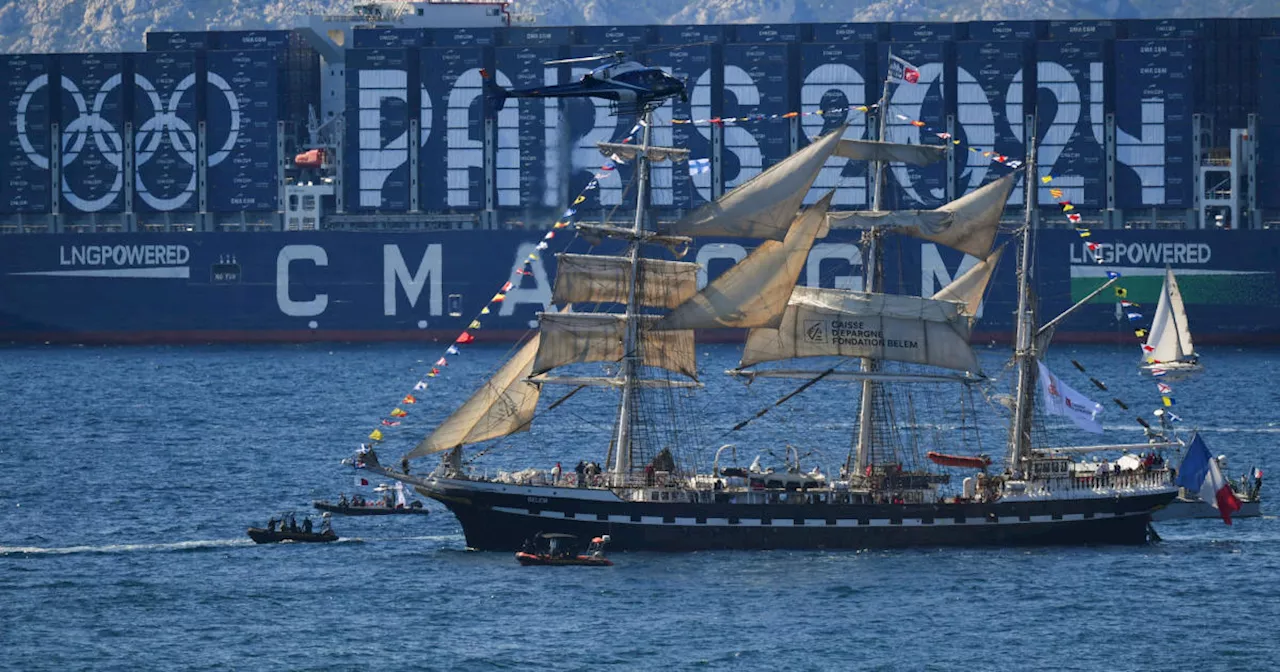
[888,54,921,84]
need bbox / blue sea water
[1,343,1278,671]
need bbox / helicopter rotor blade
[544,54,613,65]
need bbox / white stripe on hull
[492,506,1134,526]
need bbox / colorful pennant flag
[434,357,447,367]
[1106,271,1122,280]
[447,346,460,356]
[1041,175,1053,184]
[369,429,384,441]
[355,476,369,487]
[456,333,475,344]
[689,158,711,175]
[430,367,440,376]
[1134,328,1147,338]
[887,54,921,84]
[1168,412,1182,422]
[1076,228,1091,238]
[382,420,400,427]
[1157,382,1173,395]
[1120,300,1139,308]
[403,394,418,404]
[1151,368,1168,377]
[390,408,407,417]
[1162,396,1175,407]
[572,195,586,206]
[1115,287,1128,298]
[1050,188,1064,199]
[1061,203,1075,212]
[1067,213,1082,223]
[414,381,429,391]
[480,306,491,315]
[492,293,506,303]
[1127,312,1143,322]
[501,281,513,292]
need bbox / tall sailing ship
[357,67,1179,551]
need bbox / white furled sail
[407,336,543,458]
[1144,267,1196,364]
[657,126,846,240]
[552,254,698,309]
[654,191,833,331]
[533,313,697,379]
[833,139,948,166]
[826,172,1015,259]
[740,286,980,373]
[930,246,1005,318]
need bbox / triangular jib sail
[407,335,543,459]
[1143,267,1195,364]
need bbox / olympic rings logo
[15,70,243,212]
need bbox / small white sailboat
[1141,266,1201,378]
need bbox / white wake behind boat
[1141,266,1201,378]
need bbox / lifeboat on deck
[294,149,326,168]
[927,452,991,470]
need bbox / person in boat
[575,461,586,488]
[551,462,562,485]
[338,493,348,507]
[288,515,298,532]
[401,456,411,475]
[320,513,332,534]
[303,517,313,533]
[267,517,278,532]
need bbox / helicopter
[481,49,689,115]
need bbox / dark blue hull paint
[2,229,1278,344]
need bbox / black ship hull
[417,478,1177,551]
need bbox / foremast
[1008,138,1038,470]
[612,113,653,476]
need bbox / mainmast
[853,58,894,473]
[612,111,653,476]
[1008,136,1038,469]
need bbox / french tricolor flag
[1175,434,1242,525]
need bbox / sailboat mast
[853,64,894,473]
[1009,137,1038,468]
[612,112,653,476]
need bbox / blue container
[575,25,649,46]
[1035,40,1108,209]
[59,53,126,214]
[502,26,575,46]
[1113,39,1196,209]
[1122,18,1205,39]
[889,22,965,42]
[352,28,430,49]
[721,43,792,193]
[0,54,52,213]
[733,24,805,43]
[955,41,1033,199]
[643,42,718,210]
[651,24,727,45]
[132,51,199,213]
[428,27,497,47]
[344,49,413,212]
[808,22,885,43]
[494,45,567,210]
[145,31,212,51]
[206,50,280,212]
[419,47,487,211]
[214,30,292,51]
[876,42,952,209]
[965,21,1043,41]
[1047,20,1117,41]
[799,42,873,209]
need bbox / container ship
[2,4,1279,345]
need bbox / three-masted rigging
[357,62,1178,552]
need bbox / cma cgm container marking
[967,21,1042,41]
[132,51,198,213]
[1113,39,1195,208]
[644,42,717,210]
[1035,40,1107,209]
[351,28,430,49]
[0,54,52,213]
[503,26,575,47]
[420,46,487,210]
[889,22,964,42]
[808,23,884,43]
[878,41,951,209]
[60,52,127,214]
[955,40,1032,202]
[494,45,566,209]
[799,41,872,208]
[2,230,1278,344]
[574,25,649,46]
[344,48,413,212]
[651,24,727,45]
[722,43,793,193]
[145,31,212,51]
[733,24,805,43]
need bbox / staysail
[826,172,1015,259]
[930,246,1005,318]
[553,255,698,309]
[1144,267,1195,363]
[407,335,543,459]
[656,126,845,240]
[532,313,697,379]
[740,286,980,373]
[654,192,833,331]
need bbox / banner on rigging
[1037,361,1105,434]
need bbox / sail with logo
[356,54,1177,552]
